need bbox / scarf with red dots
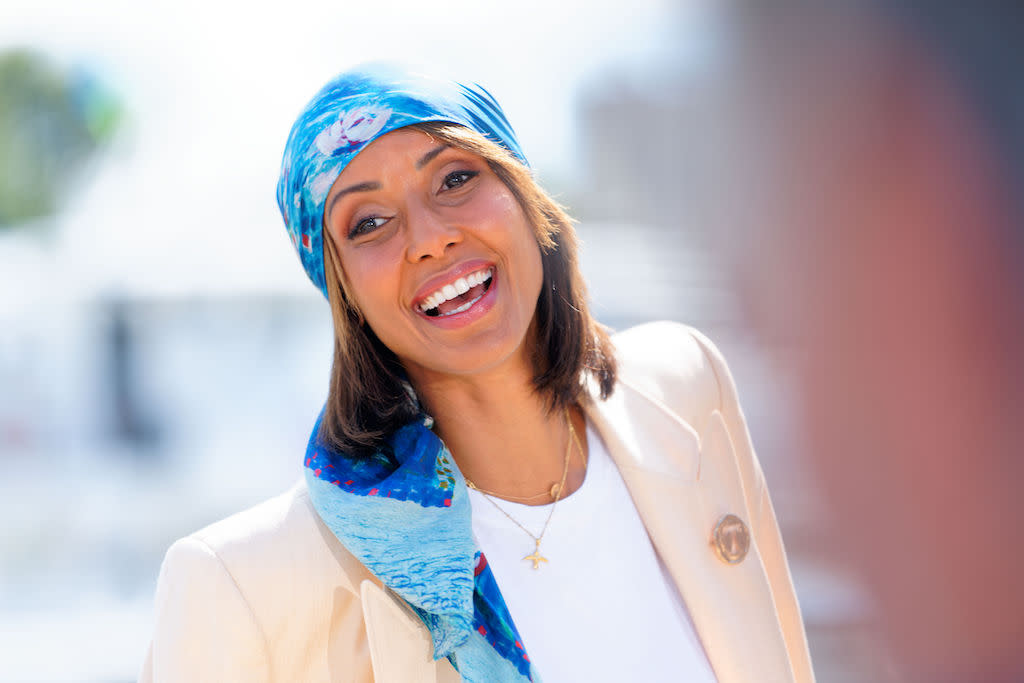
[304,409,540,682]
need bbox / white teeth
[445,296,480,316]
[418,267,493,313]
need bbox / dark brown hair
[320,122,616,456]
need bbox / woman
[139,63,814,683]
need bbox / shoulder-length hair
[320,121,616,456]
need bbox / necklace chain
[465,408,583,569]
[465,413,585,502]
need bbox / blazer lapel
[360,579,439,683]
[585,383,795,683]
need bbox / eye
[348,215,389,239]
[441,170,478,191]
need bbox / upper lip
[412,259,494,309]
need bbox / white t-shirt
[468,421,719,683]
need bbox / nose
[404,201,462,262]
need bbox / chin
[402,325,535,384]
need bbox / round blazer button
[712,514,750,564]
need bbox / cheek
[522,236,544,287]
[467,184,525,229]
[338,247,403,317]
[482,192,541,256]
[507,210,544,286]
[505,215,544,296]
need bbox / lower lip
[416,272,499,330]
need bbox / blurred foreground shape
[711,3,1024,681]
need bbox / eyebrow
[325,145,450,218]
[326,181,381,219]
[416,144,449,169]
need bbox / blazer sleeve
[690,328,816,683]
[139,537,271,683]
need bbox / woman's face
[324,127,544,384]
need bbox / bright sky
[0,0,699,296]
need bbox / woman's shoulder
[144,487,385,681]
[160,481,375,604]
[610,321,734,427]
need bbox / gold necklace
[465,409,584,501]
[466,409,579,570]
[466,481,563,503]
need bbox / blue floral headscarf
[276,64,541,682]
[276,61,528,298]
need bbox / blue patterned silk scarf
[303,410,541,682]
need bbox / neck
[408,364,587,504]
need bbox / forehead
[335,127,443,182]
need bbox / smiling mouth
[418,267,494,317]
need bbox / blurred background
[2,1,1021,681]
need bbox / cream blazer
[139,322,815,683]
